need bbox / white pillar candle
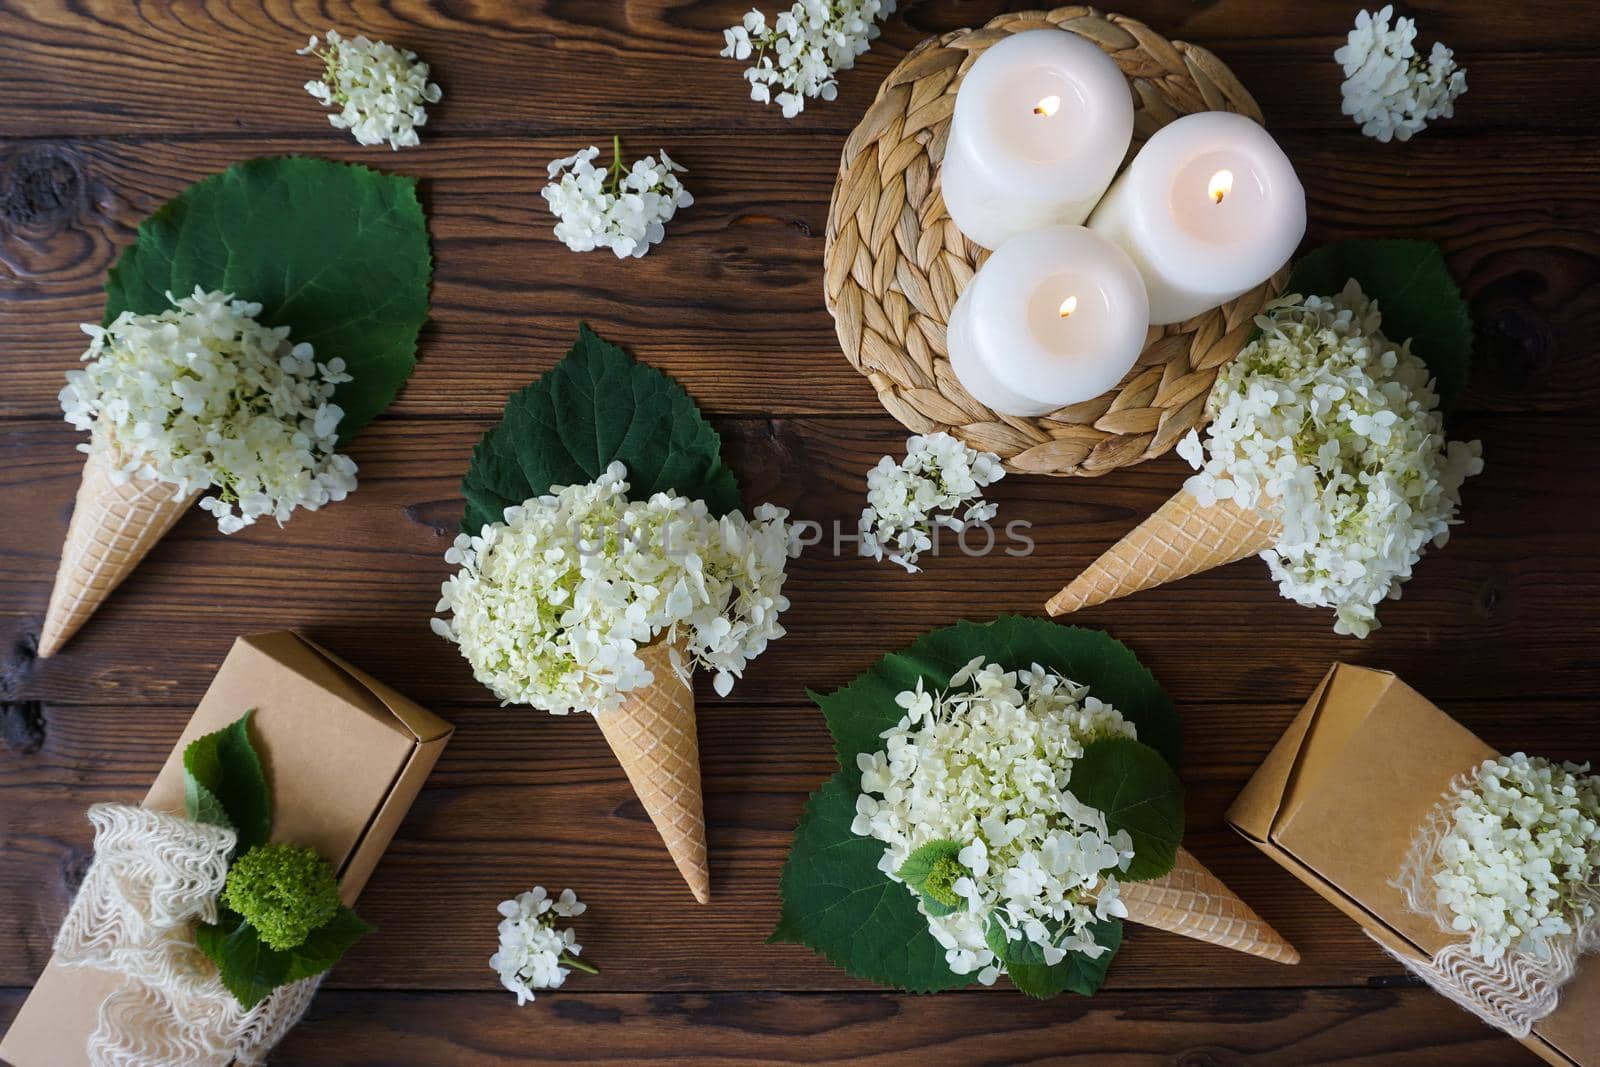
[947,225,1150,417]
[941,30,1133,251]
[1088,111,1306,325]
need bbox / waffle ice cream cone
[594,636,711,904]
[1047,490,1281,616]
[38,444,197,658]
[1115,847,1299,964]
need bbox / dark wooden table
[2,2,1595,1063]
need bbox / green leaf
[1005,919,1122,1000]
[459,324,741,536]
[769,774,966,994]
[896,839,965,917]
[1286,239,1473,408]
[103,156,432,440]
[283,907,375,983]
[1070,738,1185,882]
[774,618,1172,995]
[196,912,291,1011]
[814,616,1180,777]
[182,711,271,852]
[196,906,371,1009]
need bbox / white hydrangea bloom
[1177,281,1483,637]
[299,29,442,150]
[859,432,1004,573]
[60,287,358,535]
[490,886,590,1005]
[1335,6,1466,142]
[432,462,794,712]
[851,659,1138,984]
[1431,755,1599,965]
[542,139,694,259]
[721,0,896,118]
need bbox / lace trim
[1385,771,1598,1038]
[54,803,319,1067]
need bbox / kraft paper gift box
[1,630,453,1067]
[1227,663,1598,1067]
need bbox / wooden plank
[0,1,1593,136]
[4,413,1597,709]
[1,699,1591,994]
[2,132,1596,420]
[0,985,1540,1065]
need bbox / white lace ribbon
[1383,771,1599,1038]
[54,803,321,1066]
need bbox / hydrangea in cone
[60,287,358,534]
[432,462,793,712]
[1177,281,1482,637]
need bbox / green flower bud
[222,843,341,950]
[922,854,969,909]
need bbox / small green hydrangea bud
[922,854,969,909]
[223,843,341,950]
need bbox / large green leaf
[774,617,1178,996]
[1005,920,1121,1000]
[197,906,373,1009]
[183,711,270,852]
[1286,239,1473,407]
[459,325,741,536]
[812,616,1180,776]
[103,156,432,440]
[769,775,967,994]
[1070,737,1185,882]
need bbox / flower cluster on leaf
[1430,755,1599,964]
[181,712,372,1010]
[860,432,1005,573]
[222,843,342,952]
[721,0,895,118]
[773,619,1183,1000]
[490,887,594,1005]
[851,659,1140,985]
[1177,280,1483,638]
[434,461,793,713]
[1335,5,1466,142]
[299,30,442,149]
[62,287,358,534]
[542,138,694,259]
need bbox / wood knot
[1475,301,1555,392]
[0,700,45,754]
[0,143,87,233]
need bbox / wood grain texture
[1,2,1595,1064]
[0,986,1541,1065]
[1,130,1596,419]
[5,414,1597,709]
[0,0,1595,136]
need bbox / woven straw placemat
[824,6,1283,476]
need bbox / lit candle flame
[1033,94,1061,117]
[1208,169,1234,204]
[1058,296,1078,318]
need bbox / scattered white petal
[490,886,590,1005]
[300,29,441,150]
[1334,6,1466,142]
[721,1,895,119]
[859,432,1004,573]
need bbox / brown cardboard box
[0,631,453,1067]
[1227,664,1597,1067]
